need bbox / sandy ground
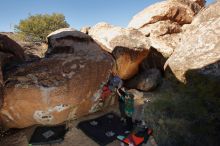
[0,105,156,146]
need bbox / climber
[117,87,135,131]
[117,87,127,123]
[109,75,123,90]
[124,92,134,131]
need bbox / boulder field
[0,1,220,146]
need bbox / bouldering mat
[77,112,130,146]
[29,124,67,145]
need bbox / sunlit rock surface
[0,28,114,128]
[165,1,220,82]
[89,22,151,79]
[128,0,205,58]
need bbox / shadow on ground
[143,60,220,146]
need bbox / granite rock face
[89,22,151,79]
[0,34,24,108]
[128,0,205,58]
[0,29,114,128]
[165,1,220,82]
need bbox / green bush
[15,13,69,42]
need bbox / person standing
[117,87,135,130]
[117,87,127,122]
[124,93,134,130]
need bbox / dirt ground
[0,105,156,146]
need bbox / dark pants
[119,101,126,118]
[125,116,133,131]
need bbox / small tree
[15,13,69,42]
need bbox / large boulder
[47,28,94,54]
[0,34,24,63]
[89,22,151,79]
[0,84,3,109]
[0,34,24,108]
[139,20,182,37]
[0,32,48,61]
[128,1,195,29]
[0,28,114,128]
[138,20,182,57]
[126,69,162,92]
[165,1,220,82]
[148,33,181,58]
[140,48,167,74]
[128,0,204,58]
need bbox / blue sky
[0,0,215,32]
